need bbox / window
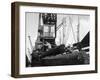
[43,25,55,37]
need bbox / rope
[56,22,63,31]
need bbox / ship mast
[77,16,81,51]
[77,16,80,43]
